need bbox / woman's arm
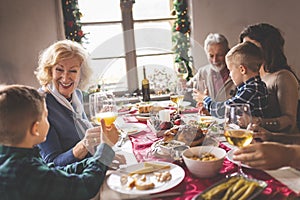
[38,125,83,165]
[233,142,300,170]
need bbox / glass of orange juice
[91,92,118,127]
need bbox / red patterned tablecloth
[128,129,297,200]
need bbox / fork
[114,117,128,147]
[117,129,128,147]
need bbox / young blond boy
[194,41,268,118]
[0,85,118,200]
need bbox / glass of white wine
[170,81,185,114]
[224,103,253,177]
[91,92,118,127]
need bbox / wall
[189,0,300,76]
[0,0,64,87]
[1,0,300,86]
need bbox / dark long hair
[239,23,292,73]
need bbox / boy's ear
[30,121,40,136]
[239,65,247,74]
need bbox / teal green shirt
[0,143,115,200]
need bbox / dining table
[100,102,300,200]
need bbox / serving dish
[192,176,267,200]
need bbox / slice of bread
[129,162,170,175]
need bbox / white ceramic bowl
[182,146,226,178]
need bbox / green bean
[201,183,228,199]
[221,184,235,200]
[239,182,260,200]
[231,178,245,192]
[202,177,239,199]
[229,184,248,200]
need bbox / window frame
[80,0,175,95]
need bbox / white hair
[204,33,230,52]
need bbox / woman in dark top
[240,23,299,133]
[35,40,115,166]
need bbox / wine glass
[91,92,118,127]
[174,61,188,80]
[191,79,207,115]
[170,81,185,114]
[224,103,253,177]
[193,79,207,92]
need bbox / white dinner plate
[118,104,137,115]
[154,101,191,108]
[119,123,148,135]
[181,101,191,107]
[226,149,251,168]
[107,161,185,195]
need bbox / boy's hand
[196,102,210,116]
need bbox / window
[78,0,176,94]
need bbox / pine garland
[172,0,193,80]
[61,0,86,43]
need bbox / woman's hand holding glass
[82,126,101,154]
[81,118,120,155]
[224,103,253,177]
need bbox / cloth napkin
[266,167,300,195]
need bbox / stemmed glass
[170,81,185,114]
[90,92,118,127]
[224,103,253,177]
[192,79,207,115]
[193,79,207,92]
[174,61,189,80]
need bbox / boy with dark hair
[0,84,118,200]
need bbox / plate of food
[192,176,267,200]
[136,103,154,114]
[119,123,148,135]
[162,125,206,147]
[107,161,185,195]
[226,149,251,168]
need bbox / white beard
[210,63,226,72]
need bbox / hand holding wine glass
[91,92,118,127]
[224,103,253,177]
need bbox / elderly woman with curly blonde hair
[35,40,119,166]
